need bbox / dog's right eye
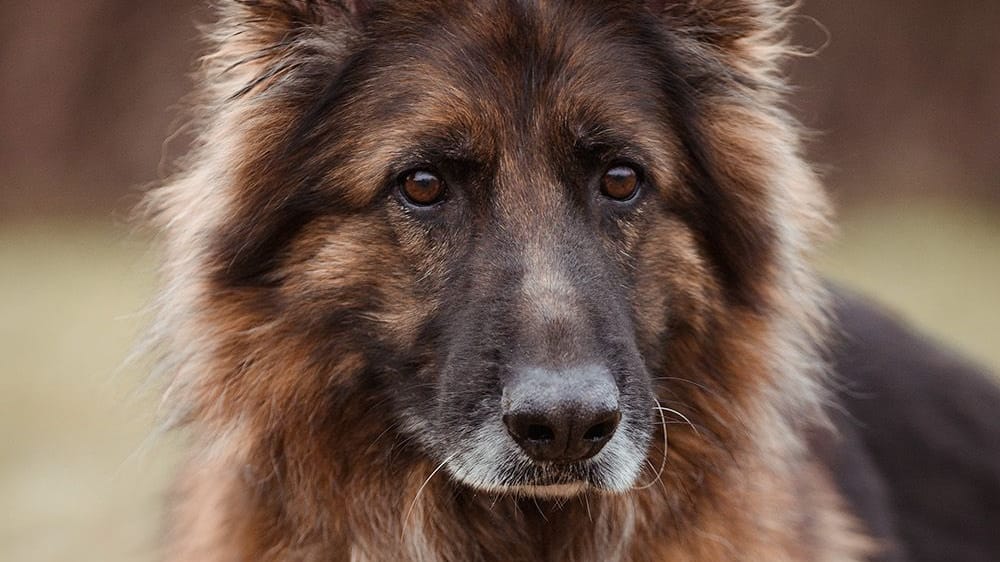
[600,165,640,201]
[399,170,446,206]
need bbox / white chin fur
[443,418,648,498]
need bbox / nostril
[582,411,621,442]
[582,421,613,441]
[525,423,555,442]
[503,414,556,444]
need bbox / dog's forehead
[364,0,664,118]
[325,0,676,202]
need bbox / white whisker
[632,398,669,491]
[654,406,700,436]
[402,453,456,536]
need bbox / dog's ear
[646,0,790,70]
[217,1,373,32]
[187,1,378,286]
[207,1,374,98]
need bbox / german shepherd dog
[146,1,1000,560]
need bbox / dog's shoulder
[821,287,1000,562]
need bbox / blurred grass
[0,223,177,562]
[821,199,1000,371]
[0,200,998,561]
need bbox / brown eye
[401,170,445,206]
[600,165,640,201]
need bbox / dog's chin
[444,458,642,498]
[483,481,592,498]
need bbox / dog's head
[154,0,828,502]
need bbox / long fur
[145,1,874,560]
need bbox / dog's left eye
[600,165,640,201]
[400,170,446,206]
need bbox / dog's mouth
[439,416,650,498]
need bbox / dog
[145,1,1000,560]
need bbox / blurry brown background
[1,2,998,561]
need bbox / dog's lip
[506,464,595,489]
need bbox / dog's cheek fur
[280,215,443,353]
[630,216,719,370]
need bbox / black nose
[502,365,621,463]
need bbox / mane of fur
[144,2,871,560]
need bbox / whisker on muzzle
[403,452,457,537]
[653,405,700,436]
[632,398,670,491]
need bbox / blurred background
[1,2,997,560]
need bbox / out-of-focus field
[822,200,1000,367]
[0,222,176,562]
[1,201,998,562]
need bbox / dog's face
[294,2,677,495]
[167,0,824,504]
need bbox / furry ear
[220,0,372,33]
[646,0,791,71]
[207,1,373,99]
[214,0,374,45]
[181,2,378,287]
